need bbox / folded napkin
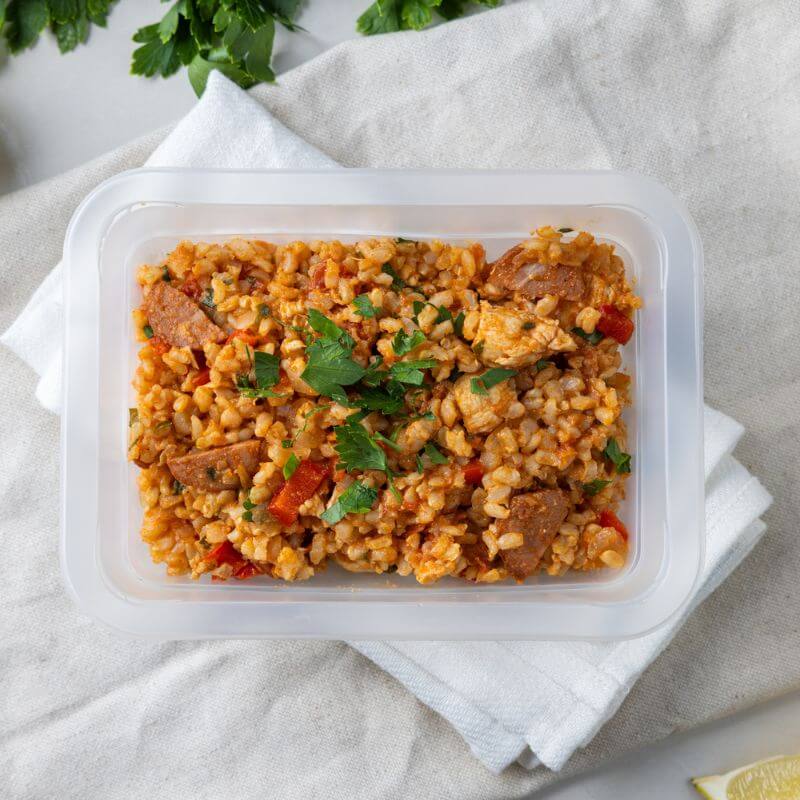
[1,72,772,774]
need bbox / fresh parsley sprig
[603,438,632,474]
[235,350,282,398]
[319,480,378,525]
[470,367,516,396]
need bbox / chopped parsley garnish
[242,495,256,522]
[236,351,282,399]
[603,438,632,474]
[362,356,386,387]
[308,309,355,349]
[472,341,485,356]
[162,266,171,282]
[320,481,378,525]
[395,237,416,244]
[173,480,184,495]
[206,467,217,480]
[415,454,424,473]
[374,431,402,451]
[154,420,172,433]
[522,321,535,330]
[353,294,380,318]
[558,227,574,233]
[535,359,552,371]
[423,442,448,465]
[382,263,407,290]
[411,300,426,321]
[301,338,365,403]
[128,408,138,426]
[352,382,406,415]
[453,312,465,337]
[283,453,300,480]
[333,414,388,474]
[201,287,215,309]
[581,479,611,496]
[470,368,517,395]
[389,359,437,386]
[572,327,604,345]
[143,324,154,339]
[258,303,270,318]
[281,439,293,448]
[392,329,426,356]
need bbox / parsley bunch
[1,0,503,97]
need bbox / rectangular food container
[60,168,703,640]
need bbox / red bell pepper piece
[463,459,485,486]
[226,330,259,346]
[596,305,635,345]
[205,540,242,567]
[598,509,629,540]
[188,368,211,389]
[232,562,260,581]
[268,460,329,526]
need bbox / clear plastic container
[60,168,703,640]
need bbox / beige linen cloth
[1,1,798,797]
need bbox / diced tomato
[205,540,241,567]
[309,264,326,289]
[463,459,485,486]
[149,336,170,356]
[232,562,260,581]
[204,541,261,582]
[180,276,202,301]
[226,330,258,346]
[268,460,329,526]
[596,305,635,345]
[188,368,211,389]
[598,509,629,540]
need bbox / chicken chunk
[473,302,576,368]
[488,245,586,302]
[144,281,225,348]
[498,490,569,580]
[453,372,516,434]
[167,440,263,491]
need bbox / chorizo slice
[144,281,225,348]
[167,440,262,491]
[487,246,585,302]
[498,489,570,580]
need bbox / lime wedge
[692,755,800,799]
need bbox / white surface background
[1,1,798,796]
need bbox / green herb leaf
[535,358,552,371]
[258,303,270,317]
[396,237,417,244]
[253,350,279,389]
[162,265,171,282]
[173,479,185,495]
[283,453,300,480]
[472,340,485,356]
[558,227,574,233]
[470,367,516,395]
[415,454,424,473]
[353,294,380,318]
[352,382,406,415]
[128,408,139,426]
[320,480,378,524]
[522,321,535,330]
[389,359,437,386]
[281,438,293,448]
[423,442,448,465]
[571,327,604,345]
[392,328,426,356]
[603,438,632,474]
[333,415,388,474]
[453,312,465,337]
[308,308,355,350]
[200,287,215,309]
[301,338,366,401]
[143,324,154,339]
[381,263,407,290]
[582,479,611,496]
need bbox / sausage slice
[498,489,570,580]
[144,281,225,348]
[488,246,585,302]
[167,440,262,491]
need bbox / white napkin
[1,72,772,774]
